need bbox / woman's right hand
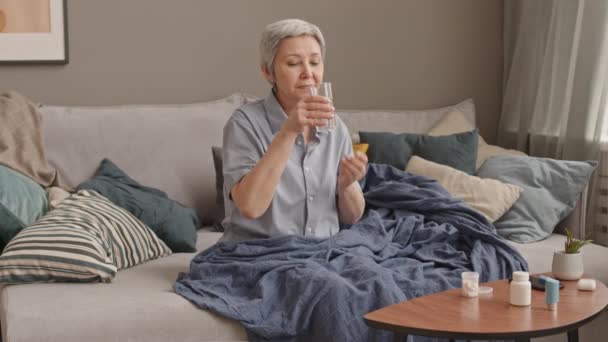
[282,95,334,135]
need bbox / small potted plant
[551,229,593,280]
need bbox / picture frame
[0,0,69,64]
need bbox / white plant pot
[552,251,584,280]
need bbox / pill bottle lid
[512,271,529,281]
[479,286,493,295]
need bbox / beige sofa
[1,94,606,342]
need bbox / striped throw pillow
[0,190,171,283]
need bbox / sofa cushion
[357,132,412,170]
[77,159,199,253]
[477,156,597,243]
[0,165,48,250]
[39,93,256,227]
[0,190,171,283]
[340,98,476,143]
[360,130,479,174]
[426,109,526,170]
[427,109,484,141]
[405,156,523,222]
[0,229,247,342]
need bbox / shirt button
[305,167,310,172]
[306,227,312,233]
[308,196,314,201]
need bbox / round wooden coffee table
[364,274,608,342]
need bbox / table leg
[568,329,579,342]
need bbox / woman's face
[264,35,324,104]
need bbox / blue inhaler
[545,277,560,311]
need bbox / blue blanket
[175,164,528,341]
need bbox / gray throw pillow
[211,146,225,231]
[359,129,479,174]
[476,155,597,243]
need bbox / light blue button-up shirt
[220,91,352,242]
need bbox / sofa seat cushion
[3,230,607,342]
[0,229,247,342]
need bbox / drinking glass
[461,271,479,297]
[309,82,335,132]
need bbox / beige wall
[0,0,503,143]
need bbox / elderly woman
[221,19,367,242]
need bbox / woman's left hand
[337,151,368,193]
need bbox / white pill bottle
[510,271,531,306]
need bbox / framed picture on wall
[0,0,68,64]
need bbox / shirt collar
[264,90,325,138]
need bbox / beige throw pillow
[405,156,523,222]
[427,109,526,169]
[427,109,487,144]
[346,98,476,145]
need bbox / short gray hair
[259,19,326,75]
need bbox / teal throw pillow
[0,165,48,250]
[476,155,597,243]
[359,130,479,174]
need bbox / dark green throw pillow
[76,159,199,253]
[359,129,479,174]
[357,132,413,171]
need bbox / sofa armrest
[554,185,588,238]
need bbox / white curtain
[501,0,608,242]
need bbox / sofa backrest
[39,93,253,225]
[338,98,475,140]
[39,94,475,226]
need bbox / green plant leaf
[563,228,593,253]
